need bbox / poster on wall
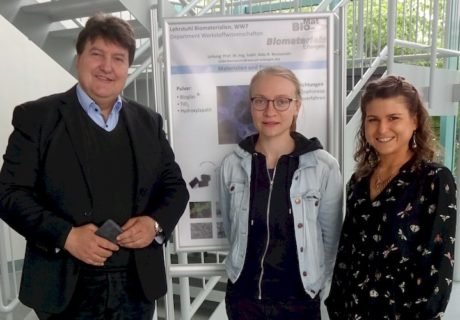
[164,13,334,252]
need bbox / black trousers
[35,268,155,320]
[225,293,321,320]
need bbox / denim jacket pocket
[302,190,321,221]
[227,182,245,218]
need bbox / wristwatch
[154,220,163,235]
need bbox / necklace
[374,172,396,193]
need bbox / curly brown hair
[354,75,437,179]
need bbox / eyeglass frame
[250,96,298,111]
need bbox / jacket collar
[234,132,323,171]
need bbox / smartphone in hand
[95,219,123,244]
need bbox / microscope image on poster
[217,85,256,144]
[189,201,213,239]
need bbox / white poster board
[164,14,334,252]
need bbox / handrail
[176,0,203,17]
[394,40,460,57]
[315,0,335,12]
[197,0,220,16]
[345,46,388,107]
[125,57,152,88]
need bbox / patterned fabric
[326,159,456,320]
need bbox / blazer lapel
[122,100,160,211]
[58,86,95,205]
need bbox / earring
[411,131,417,149]
[365,143,371,153]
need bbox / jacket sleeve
[318,154,344,283]
[0,104,73,251]
[419,166,456,319]
[219,156,231,239]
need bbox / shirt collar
[76,84,123,115]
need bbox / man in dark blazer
[0,14,189,319]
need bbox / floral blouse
[326,159,456,320]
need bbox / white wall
[0,15,76,260]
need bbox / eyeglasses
[250,97,297,111]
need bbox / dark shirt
[79,110,135,268]
[227,153,306,299]
[326,159,456,320]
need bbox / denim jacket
[219,144,343,298]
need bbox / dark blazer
[0,86,189,313]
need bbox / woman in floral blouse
[325,75,456,320]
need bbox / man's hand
[117,216,156,249]
[64,224,119,266]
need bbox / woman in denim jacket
[219,66,343,320]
